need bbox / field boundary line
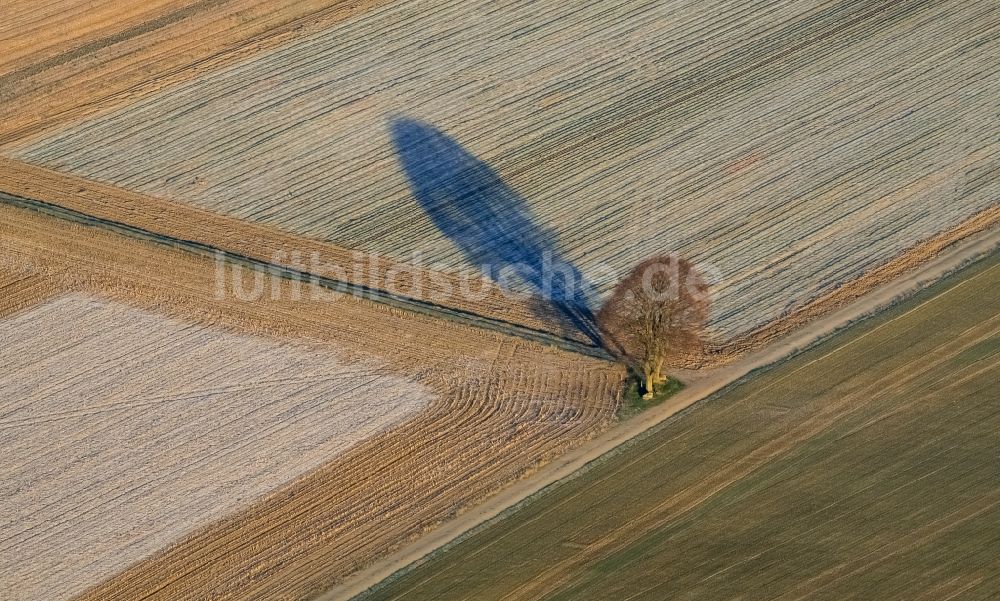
[328,226,1000,601]
[2,174,997,364]
[0,190,610,359]
[0,156,591,342]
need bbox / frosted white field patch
[0,293,430,601]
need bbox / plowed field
[0,293,429,600]
[363,251,1000,601]
[5,0,998,341]
[0,203,621,599]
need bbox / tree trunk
[643,368,655,400]
[654,356,666,384]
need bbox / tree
[597,255,709,399]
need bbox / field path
[0,187,603,357]
[2,176,996,363]
[0,203,623,600]
[326,224,1000,600]
[0,157,589,345]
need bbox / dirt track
[10,0,996,341]
[0,203,621,600]
[0,158,584,342]
[1,155,996,363]
[325,224,1000,601]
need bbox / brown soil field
[0,266,58,318]
[0,202,622,600]
[0,157,582,341]
[8,0,995,342]
[2,156,996,363]
[0,0,394,148]
[0,0,193,77]
[1,293,430,601]
[365,252,1000,601]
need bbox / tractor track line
[0,189,612,360]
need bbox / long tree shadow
[389,117,602,347]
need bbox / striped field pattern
[363,239,1000,601]
[9,0,999,339]
[0,268,58,318]
[0,293,430,600]
[0,203,622,599]
[1,2,997,598]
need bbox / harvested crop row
[0,202,621,600]
[715,203,1000,359]
[0,158,587,342]
[3,157,996,363]
[0,0,194,77]
[0,293,430,601]
[11,0,998,342]
[366,252,1000,601]
[0,0,396,148]
[0,268,58,318]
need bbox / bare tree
[598,255,709,399]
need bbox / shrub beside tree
[597,255,709,399]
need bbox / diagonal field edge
[0,190,612,360]
[329,233,1000,601]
